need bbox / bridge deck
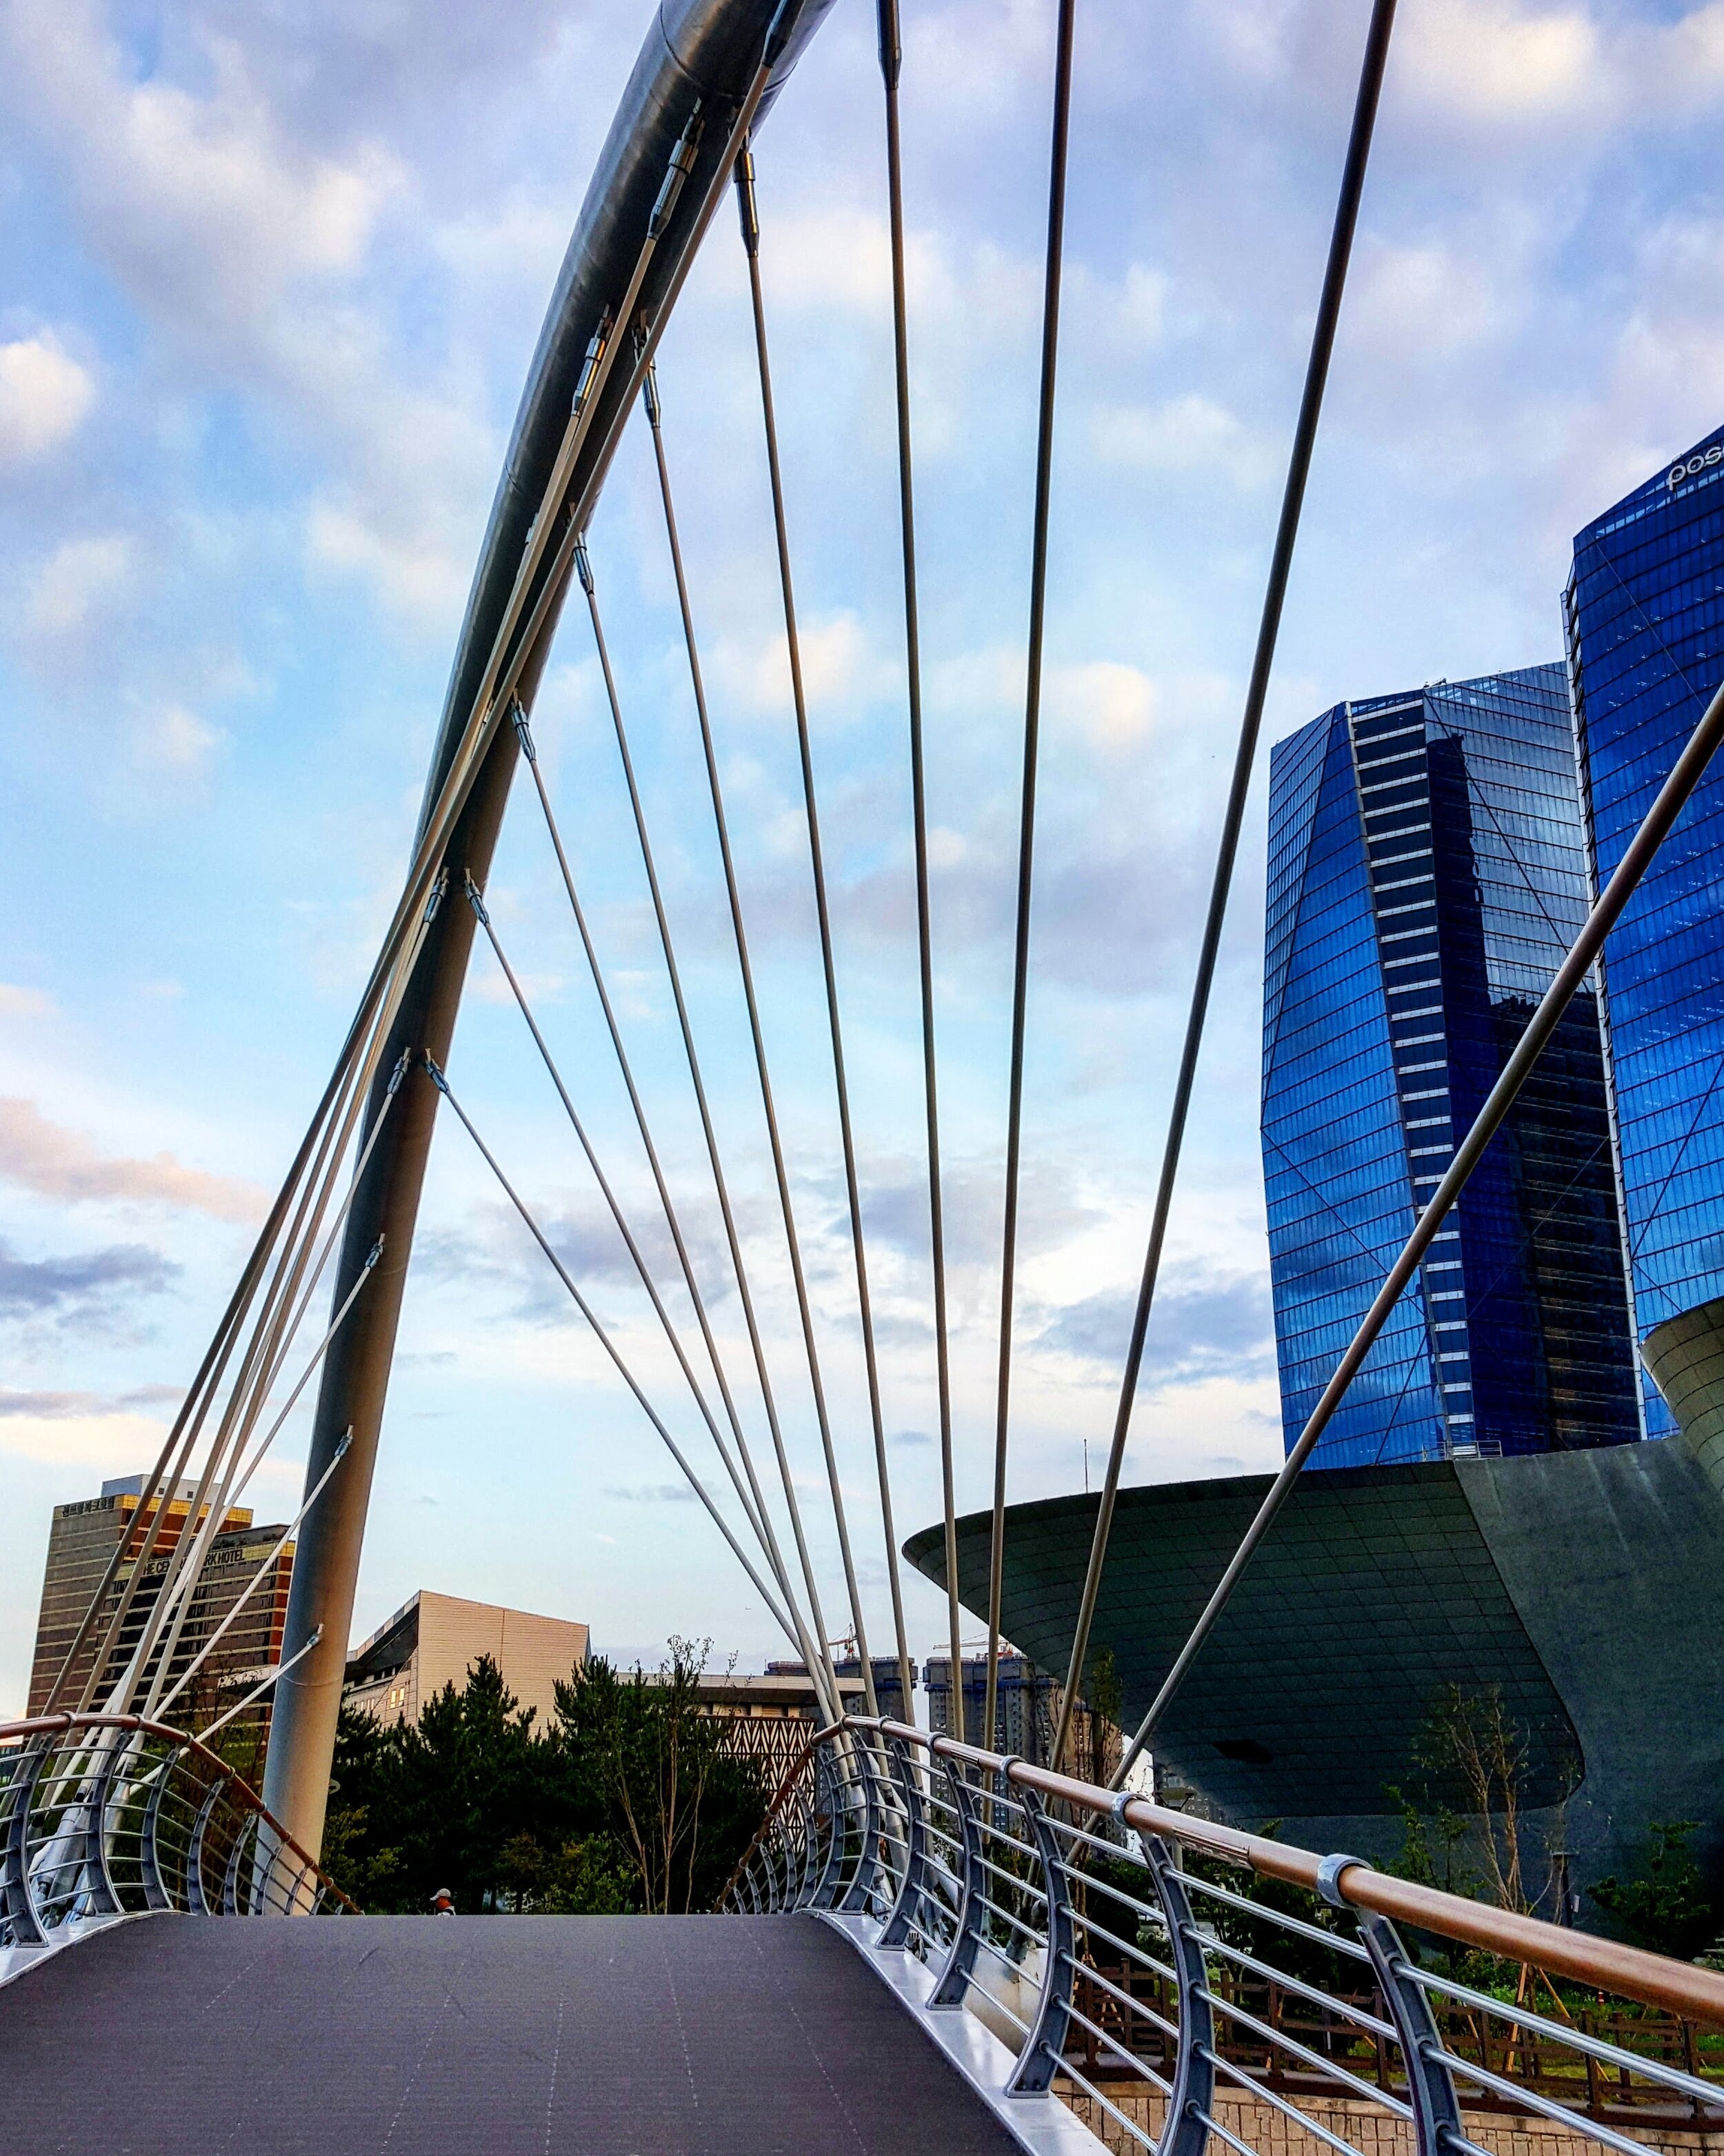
[1,1910,1024,2154]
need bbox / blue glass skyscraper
[1262,667,1641,1466]
[1567,424,1724,1437]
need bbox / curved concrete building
[905,1439,1724,1904]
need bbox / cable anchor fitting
[510,699,536,762]
[462,870,491,927]
[386,1046,412,1095]
[573,533,594,596]
[733,142,760,259]
[641,359,661,429]
[423,865,449,924]
[363,1235,385,1271]
[571,308,614,419]
[876,0,902,90]
[422,1051,450,1097]
[648,106,704,241]
[763,0,796,70]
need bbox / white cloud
[0,1097,264,1221]
[0,1401,169,1472]
[1348,242,1512,361]
[1091,393,1270,483]
[3,2,401,319]
[0,986,54,1019]
[1397,0,1724,131]
[0,333,94,464]
[1401,0,1602,123]
[0,0,489,630]
[1050,661,1158,754]
[26,534,132,637]
[306,492,472,623]
[723,611,891,717]
[135,703,225,777]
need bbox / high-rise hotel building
[1567,423,1724,1455]
[26,1475,294,1721]
[1262,666,1641,1466]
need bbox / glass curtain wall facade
[1263,666,1640,1466]
[1567,423,1724,1434]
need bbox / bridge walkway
[1,1911,1023,2155]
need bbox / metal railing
[725,1718,1724,2156]
[1,1713,355,1957]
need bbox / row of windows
[1265,665,1642,1466]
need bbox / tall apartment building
[27,1474,294,1720]
[1262,666,1641,1465]
[1567,422,1724,1447]
[921,1648,1114,1781]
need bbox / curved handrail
[819,1715,1724,2024]
[0,1713,357,1950]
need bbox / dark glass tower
[1567,425,1724,1435]
[1262,666,1641,1466]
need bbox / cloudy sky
[2,0,1721,1715]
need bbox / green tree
[319,1642,765,1916]
[550,1637,766,1914]
[1590,1823,1716,1959]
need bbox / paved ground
[0,1911,1024,2154]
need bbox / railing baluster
[808,1744,848,1910]
[878,1733,931,1950]
[839,1728,885,1915]
[186,1777,228,1917]
[1005,1780,1075,2095]
[1352,1910,1463,2156]
[1145,1833,1216,2156]
[930,1756,986,2009]
[139,1745,172,1913]
[719,1715,1724,2156]
[1,1736,53,1947]
[77,1731,127,1919]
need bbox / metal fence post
[77,1733,126,1919]
[139,1748,172,1912]
[1145,1833,1216,2156]
[1006,1779,1076,2095]
[809,1743,849,1910]
[0,1736,52,1946]
[186,1778,228,1917]
[1354,1908,1465,2156]
[839,1727,887,1915]
[879,1735,930,1949]
[930,1754,986,2008]
[221,1813,252,1916]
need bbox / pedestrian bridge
[14,0,1724,2150]
[2,1913,1030,2156]
[6,1712,1724,2156]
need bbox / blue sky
[3,0,1722,1714]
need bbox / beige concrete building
[343,1591,588,1730]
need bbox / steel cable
[464,877,828,1668]
[75,894,438,1716]
[876,0,961,1735]
[59,5,809,1731]
[1055,0,1401,1772]
[556,557,833,1671]
[644,375,861,1717]
[116,896,445,1715]
[514,657,841,1724]
[737,144,899,1717]
[425,1057,803,1648]
[985,0,1078,1754]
